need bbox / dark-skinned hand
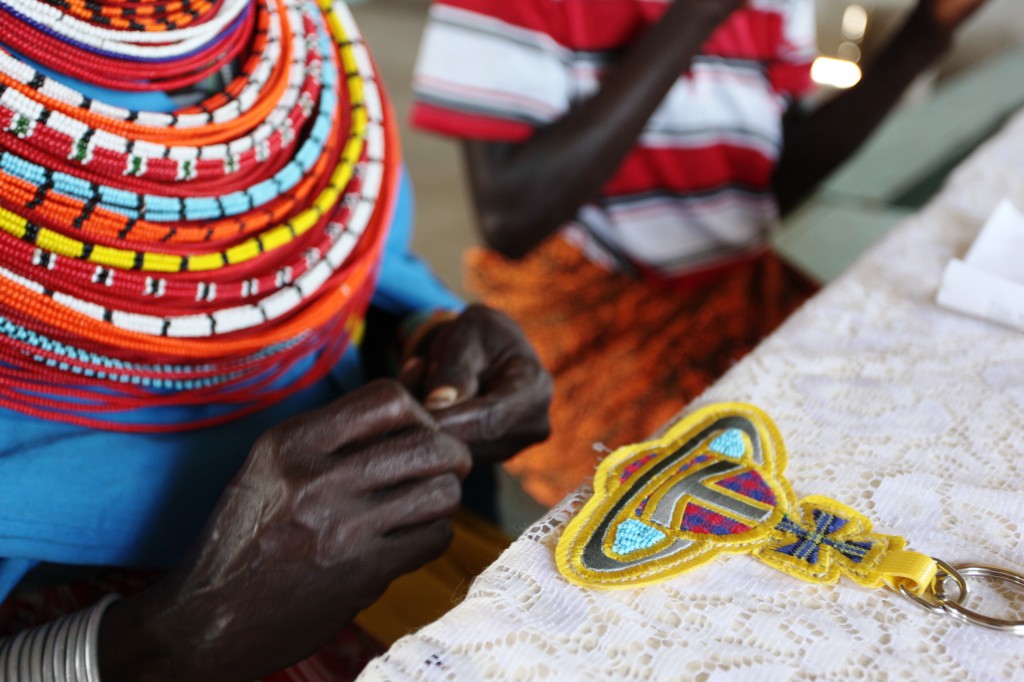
[917,0,989,32]
[399,304,553,463]
[98,380,471,682]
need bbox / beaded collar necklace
[0,0,397,431]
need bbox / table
[360,109,1024,681]
[774,44,1024,284]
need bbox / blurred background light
[837,41,862,62]
[841,4,869,41]
[811,56,863,88]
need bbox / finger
[398,356,425,393]
[381,517,455,575]
[418,313,488,410]
[341,428,472,491]
[282,380,437,455]
[372,472,463,533]
[461,415,552,462]
[434,355,552,446]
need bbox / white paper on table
[936,199,1024,332]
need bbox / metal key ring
[899,558,968,613]
[934,563,1024,634]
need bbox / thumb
[418,318,486,410]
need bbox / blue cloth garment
[0,162,462,603]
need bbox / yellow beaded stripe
[0,16,368,274]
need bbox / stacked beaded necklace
[0,0,398,431]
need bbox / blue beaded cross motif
[773,509,873,565]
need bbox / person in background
[0,0,551,679]
[411,0,990,507]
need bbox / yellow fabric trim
[878,550,938,597]
[557,403,937,601]
[753,495,930,591]
[557,402,795,590]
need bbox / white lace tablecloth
[361,111,1024,681]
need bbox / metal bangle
[22,625,46,680]
[84,595,118,681]
[0,630,9,678]
[64,613,83,682]
[31,621,48,679]
[66,609,84,682]
[0,593,119,681]
[6,628,32,680]
[50,616,73,682]
[41,615,60,682]
[934,563,1024,634]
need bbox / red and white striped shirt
[412,0,817,280]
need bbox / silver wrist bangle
[0,594,118,681]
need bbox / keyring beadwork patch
[556,403,1024,632]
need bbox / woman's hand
[400,305,553,462]
[99,380,471,682]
